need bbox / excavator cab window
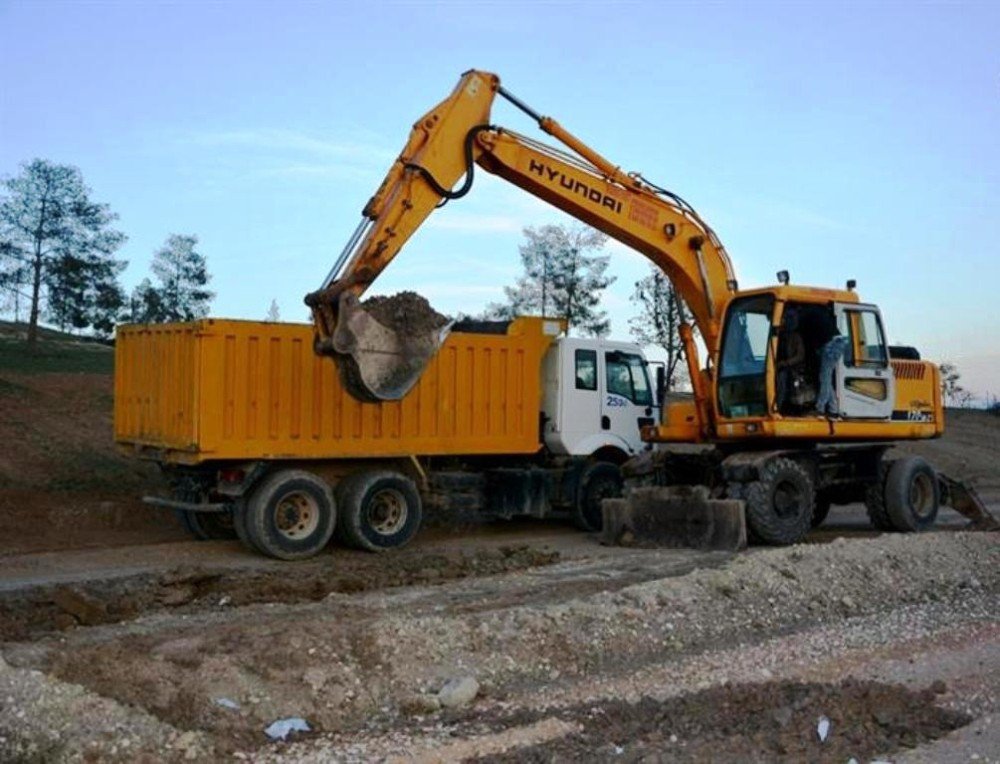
[717,295,774,418]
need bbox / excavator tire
[811,494,832,528]
[743,457,814,545]
[336,470,423,552]
[864,460,895,531]
[244,470,337,561]
[573,461,624,533]
[884,456,940,532]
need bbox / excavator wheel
[864,460,895,531]
[811,494,832,528]
[743,457,815,545]
[884,456,940,532]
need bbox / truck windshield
[606,352,653,406]
[718,295,774,418]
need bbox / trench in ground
[0,544,561,640]
[473,679,971,763]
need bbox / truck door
[833,303,895,419]
[602,350,655,452]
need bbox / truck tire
[336,470,422,552]
[573,461,624,532]
[244,470,336,560]
[811,494,832,528]
[884,456,940,532]
[744,457,814,545]
[176,509,237,541]
[231,500,261,554]
[864,461,895,531]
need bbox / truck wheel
[231,500,260,554]
[336,471,422,552]
[574,461,624,532]
[811,495,832,528]
[864,461,895,531]
[176,509,237,541]
[744,458,814,545]
[884,456,940,532]
[244,470,336,560]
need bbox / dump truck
[115,317,658,559]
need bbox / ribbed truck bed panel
[114,317,556,464]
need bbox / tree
[487,224,615,336]
[45,250,126,337]
[939,362,965,407]
[266,299,280,322]
[128,278,164,324]
[149,234,214,321]
[629,266,691,391]
[0,238,30,323]
[0,159,127,344]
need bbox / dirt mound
[362,291,450,335]
[478,679,970,763]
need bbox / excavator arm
[306,70,737,405]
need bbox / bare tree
[628,266,692,391]
[266,299,280,322]
[939,362,965,407]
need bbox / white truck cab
[542,337,657,460]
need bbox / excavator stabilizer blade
[941,475,1000,531]
[331,292,450,402]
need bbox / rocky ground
[1,523,997,762]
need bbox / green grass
[0,336,113,374]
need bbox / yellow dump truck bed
[115,317,559,465]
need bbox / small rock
[159,585,196,607]
[438,676,479,708]
[772,706,793,728]
[52,587,106,625]
[214,697,240,710]
[840,596,855,610]
[152,637,205,667]
[400,693,442,716]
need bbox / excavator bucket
[330,291,451,402]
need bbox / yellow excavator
[305,70,995,544]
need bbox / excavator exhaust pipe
[321,292,451,403]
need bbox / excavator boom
[306,70,736,404]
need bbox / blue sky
[1,1,998,398]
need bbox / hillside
[0,334,182,555]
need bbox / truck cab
[541,337,655,460]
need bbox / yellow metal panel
[115,317,555,464]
